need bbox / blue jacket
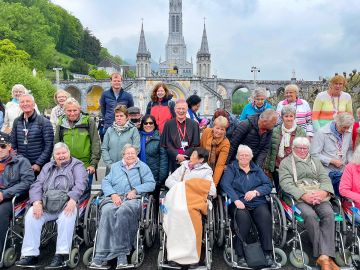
[99,87,134,129]
[220,160,272,208]
[239,102,272,120]
[102,159,155,197]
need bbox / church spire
[136,21,151,78]
[197,19,211,78]
[198,21,209,55]
[137,21,150,57]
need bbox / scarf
[139,130,154,163]
[292,151,310,162]
[209,139,218,171]
[188,109,202,123]
[278,122,297,158]
[187,162,202,171]
[112,120,132,136]
[54,105,65,118]
[11,98,19,104]
[252,101,268,114]
[330,121,342,144]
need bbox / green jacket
[279,154,334,202]
[54,114,101,168]
[265,125,306,172]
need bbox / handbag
[233,209,267,268]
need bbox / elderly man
[128,106,142,129]
[161,99,200,172]
[54,98,101,183]
[0,132,35,256]
[312,75,353,132]
[99,73,134,136]
[11,94,54,174]
[279,137,339,270]
[226,109,278,167]
[311,113,354,196]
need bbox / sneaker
[116,255,128,269]
[265,254,277,268]
[89,260,109,269]
[237,257,248,267]
[45,254,65,268]
[16,256,39,266]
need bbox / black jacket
[11,111,54,167]
[226,114,272,167]
[0,153,35,199]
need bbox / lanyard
[22,118,29,145]
[331,95,340,113]
[335,136,343,156]
[176,120,187,141]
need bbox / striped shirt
[312,91,353,131]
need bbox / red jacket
[339,162,360,209]
[146,98,175,134]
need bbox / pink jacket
[339,163,360,209]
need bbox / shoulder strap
[291,155,318,184]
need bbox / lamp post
[251,66,260,88]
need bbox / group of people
[0,72,359,270]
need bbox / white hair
[252,87,267,98]
[53,142,70,155]
[259,109,278,121]
[284,84,300,95]
[351,145,360,165]
[122,144,139,156]
[11,84,27,96]
[292,137,310,149]
[334,113,355,128]
[19,93,35,103]
[63,97,80,109]
[236,144,253,159]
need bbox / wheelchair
[280,192,353,269]
[221,191,287,269]
[82,191,156,268]
[0,195,28,268]
[157,191,214,270]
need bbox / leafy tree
[81,28,101,65]
[125,70,136,78]
[88,69,109,80]
[69,58,89,74]
[0,39,30,65]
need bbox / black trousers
[230,203,273,257]
[0,200,12,254]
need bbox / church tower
[197,22,211,78]
[136,22,151,78]
[159,0,193,76]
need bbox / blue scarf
[330,121,342,143]
[188,108,202,123]
[139,130,154,163]
[252,101,268,114]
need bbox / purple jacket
[29,157,88,203]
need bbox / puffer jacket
[265,125,306,172]
[0,153,35,199]
[11,111,54,167]
[29,157,88,203]
[140,130,168,185]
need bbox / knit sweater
[312,91,353,131]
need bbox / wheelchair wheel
[3,247,17,267]
[67,247,80,268]
[145,195,156,248]
[274,247,287,267]
[157,250,163,270]
[272,195,287,248]
[83,195,98,246]
[223,247,236,267]
[207,204,215,248]
[214,196,224,247]
[335,249,352,267]
[131,248,145,267]
[82,247,94,266]
[289,249,309,268]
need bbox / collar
[282,98,303,105]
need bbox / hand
[244,190,257,201]
[300,193,318,205]
[32,202,43,219]
[312,190,329,202]
[64,198,77,216]
[0,192,3,203]
[86,166,95,174]
[330,159,343,168]
[126,189,137,200]
[32,164,41,173]
[176,154,187,163]
[234,200,245,209]
[111,194,122,206]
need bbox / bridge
[56,76,325,115]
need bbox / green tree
[88,69,109,80]
[125,70,136,78]
[0,39,30,65]
[81,28,101,65]
[69,58,89,74]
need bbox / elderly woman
[50,89,70,131]
[220,145,273,267]
[145,82,175,134]
[276,84,313,137]
[101,105,140,174]
[279,137,339,270]
[239,87,272,120]
[311,113,354,196]
[312,75,353,132]
[16,143,88,268]
[90,144,155,268]
[200,116,230,186]
[340,145,360,222]
[265,105,306,190]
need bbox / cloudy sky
[52,0,360,81]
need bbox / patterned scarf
[278,122,297,158]
[112,120,132,136]
[252,100,268,114]
[54,105,65,118]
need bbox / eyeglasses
[144,122,154,126]
[0,144,7,149]
[294,146,308,151]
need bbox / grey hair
[284,84,300,95]
[351,145,360,165]
[281,105,297,118]
[122,143,139,156]
[334,113,355,128]
[54,89,71,104]
[259,109,278,121]
[63,97,80,109]
[11,84,27,96]
[252,87,267,98]
[292,137,310,149]
[19,93,35,103]
[53,142,70,156]
[236,144,253,159]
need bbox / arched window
[171,16,176,32]
[176,15,180,32]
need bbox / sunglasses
[144,122,154,126]
[0,144,8,149]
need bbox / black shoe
[237,257,248,267]
[16,256,39,266]
[45,254,65,268]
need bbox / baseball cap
[0,132,10,145]
[128,106,141,115]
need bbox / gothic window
[171,15,176,32]
[176,15,180,32]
